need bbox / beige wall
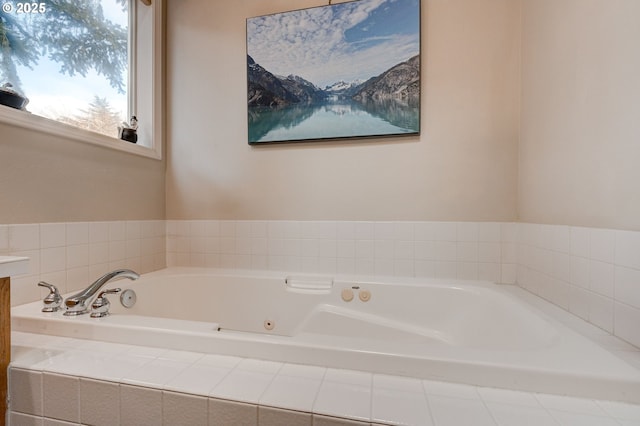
[166,0,520,221]
[0,123,165,224]
[519,0,640,231]
[5,0,637,231]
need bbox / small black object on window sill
[0,83,29,110]
[118,115,138,143]
[119,128,137,143]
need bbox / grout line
[475,388,500,426]
[310,365,329,417]
[421,381,437,426]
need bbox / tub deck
[11,268,640,404]
[9,328,640,426]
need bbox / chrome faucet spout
[64,269,139,316]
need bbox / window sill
[0,105,162,160]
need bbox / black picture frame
[246,0,421,145]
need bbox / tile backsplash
[0,221,166,306]
[166,220,518,284]
[166,219,640,348]
[3,219,639,348]
[517,223,640,347]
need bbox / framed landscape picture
[246,0,421,144]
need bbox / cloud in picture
[247,0,420,88]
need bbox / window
[0,0,162,159]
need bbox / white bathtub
[12,267,640,403]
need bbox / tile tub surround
[6,219,640,424]
[3,218,640,346]
[9,332,640,426]
[166,221,518,284]
[166,220,640,349]
[517,223,640,349]
[6,218,639,348]
[0,221,166,307]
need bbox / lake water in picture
[248,98,419,143]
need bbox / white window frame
[0,0,163,160]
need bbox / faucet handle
[37,281,62,312]
[90,288,121,318]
